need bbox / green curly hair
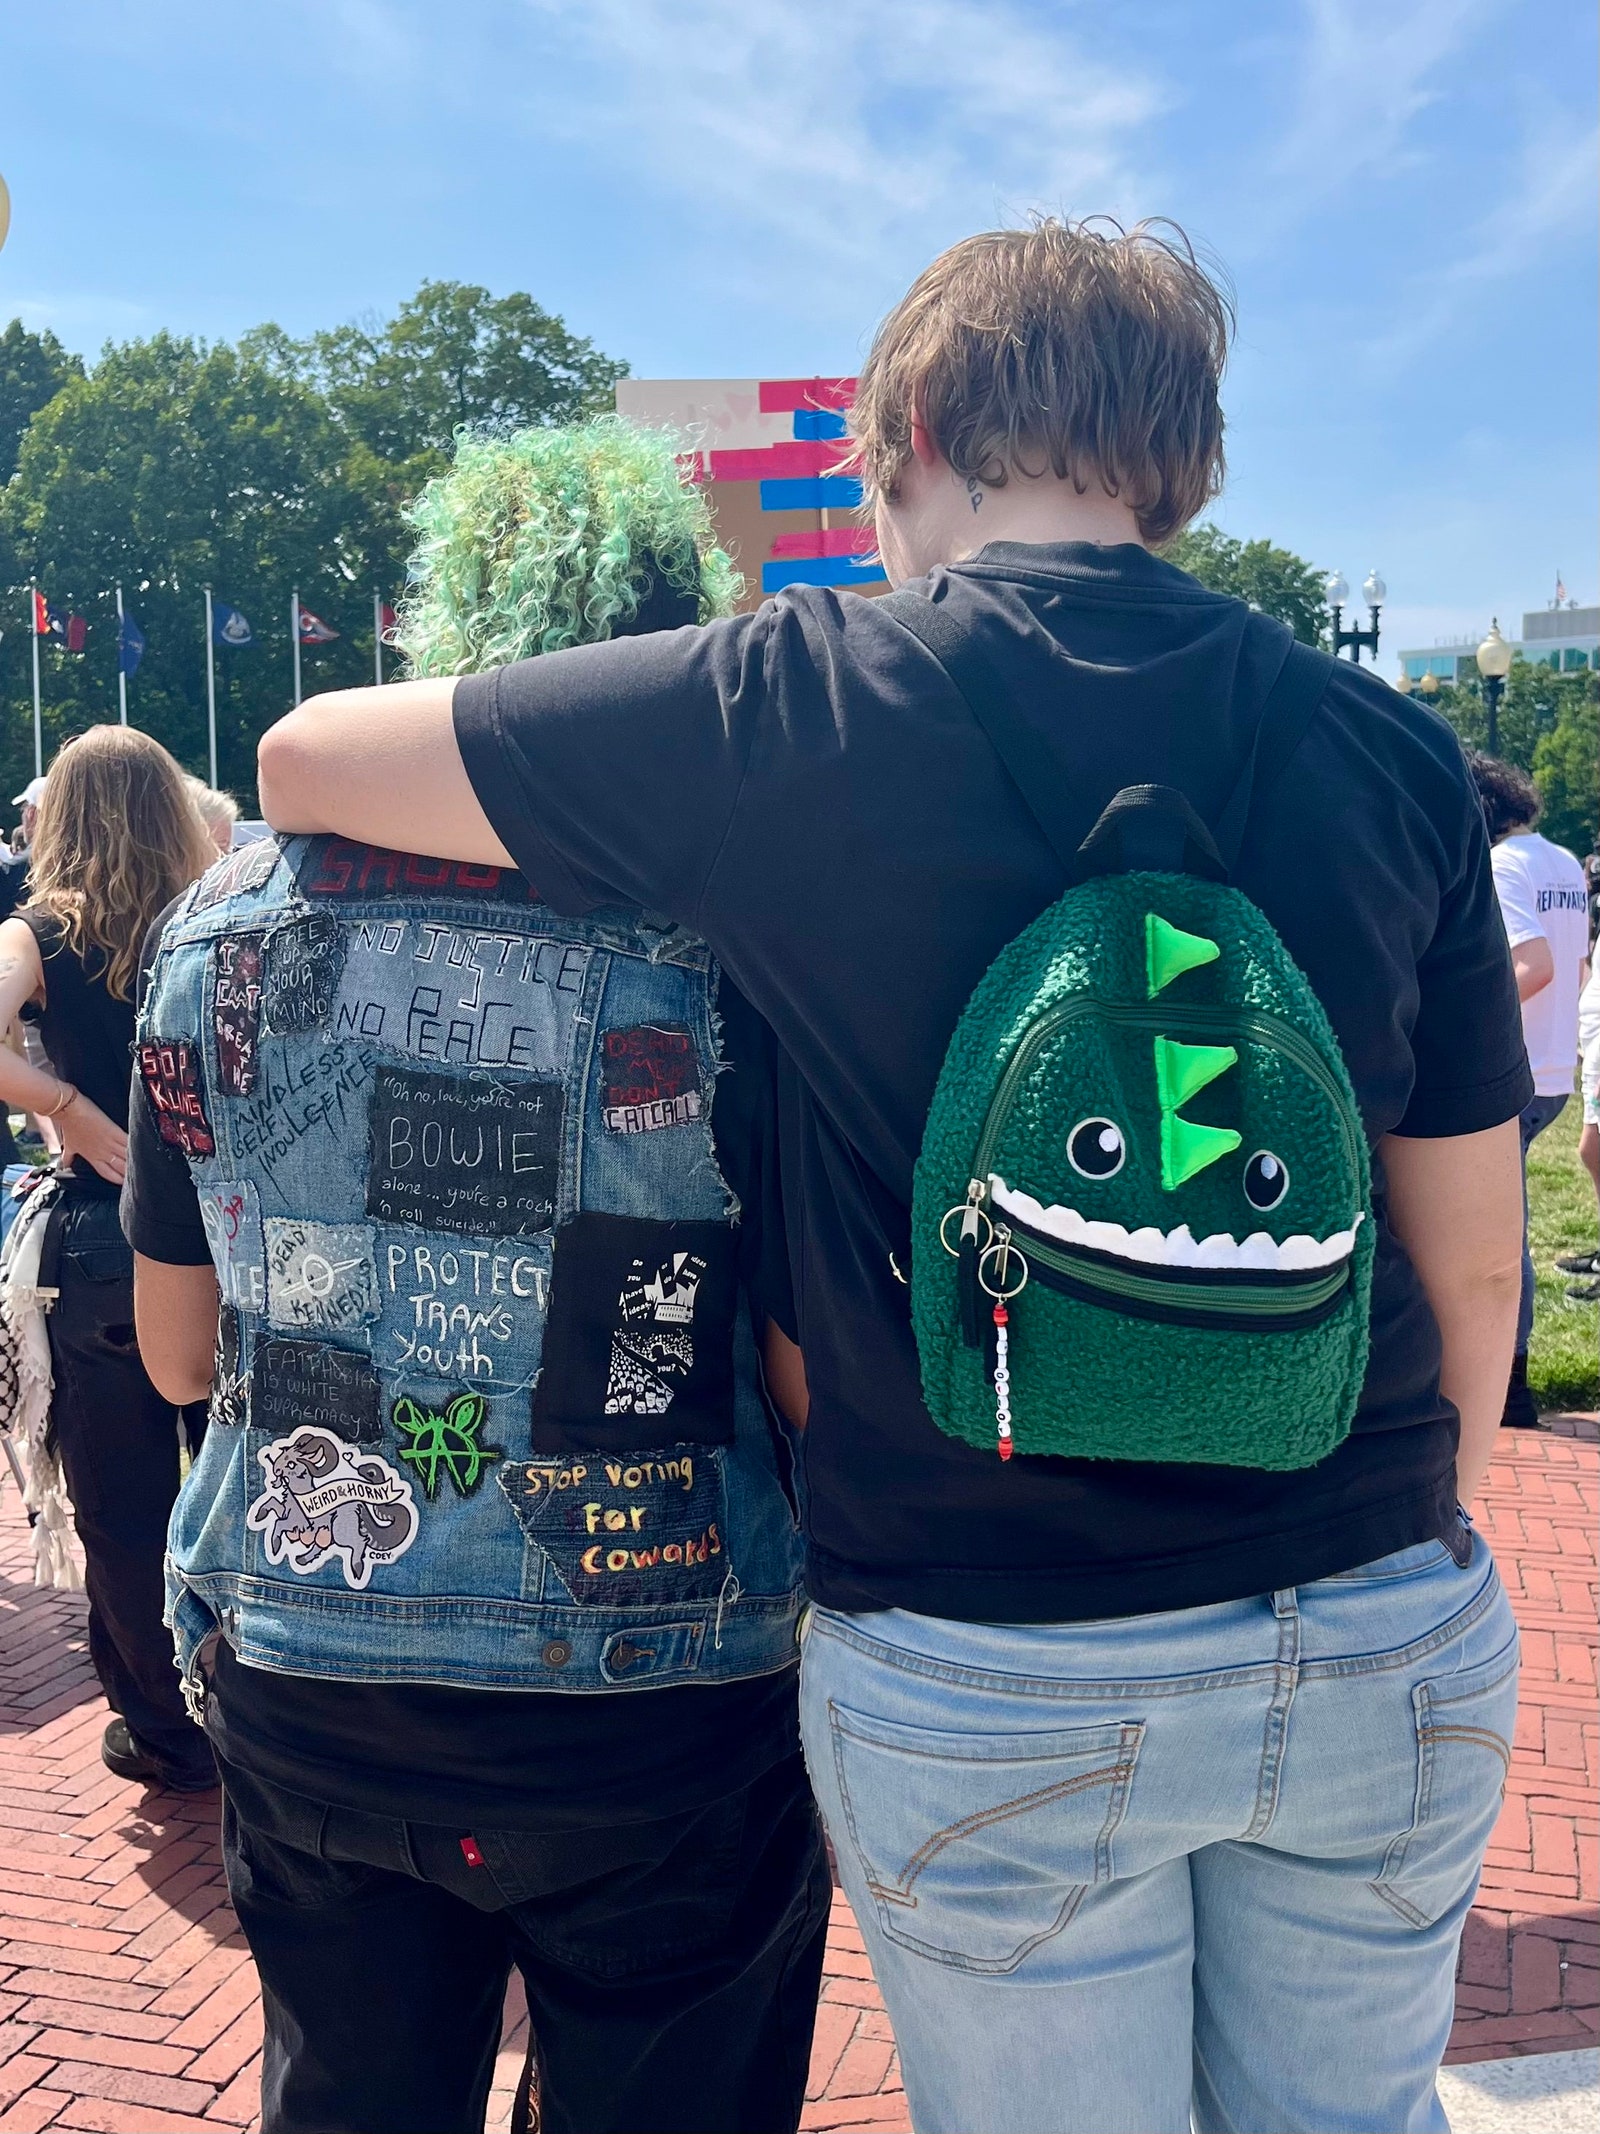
[396,417,743,676]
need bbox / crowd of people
[0,216,1595,2134]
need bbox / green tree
[1163,523,1328,646]
[1531,687,1599,857]
[1423,662,1594,776]
[0,320,82,482]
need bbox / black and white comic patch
[252,1336,383,1444]
[529,1213,738,1454]
[263,912,346,1033]
[265,1218,380,1334]
[498,1447,728,1606]
[136,1040,216,1159]
[600,1024,703,1134]
[213,935,264,1096]
[365,1067,564,1237]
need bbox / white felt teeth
[990,1177,1362,1273]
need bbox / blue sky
[1,0,1594,659]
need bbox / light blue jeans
[799,1526,1517,2134]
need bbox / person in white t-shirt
[1470,753,1592,1425]
[1566,961,1599,1301]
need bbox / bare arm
[763,1322,810,1432]
[133,1256,219,1406]
[1511,936,1553,1002]
[1381,1120,1524,1510]
[0,918,130,1183]
[258,681,511,864]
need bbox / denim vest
[141,835,803,1697]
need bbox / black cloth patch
[190,839,280,912]
[252,1336,383,1445]
[136,1039,216,1158]
[292,838,539,906]
[263,912,346,1033]
[529,1213,737,1454]
[600,1023,703,1134]
[212,1303,248,1428]
[498,1447,728,1605]
[213,935,264,1096]
[391,1389,503,1498]
[365,1066,563,1236]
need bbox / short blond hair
[852,217,1232,545]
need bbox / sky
[1,0,1594,660]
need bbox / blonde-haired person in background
[185,775,240,857]
[0,726,216,1791]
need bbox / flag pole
[292,589,302,707]
[115,583,128,724]
[205,587,218,787]
[373,588,383,686]
[29,584,42,778]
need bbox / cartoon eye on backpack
[911,781,1373,1475]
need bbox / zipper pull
[956,1180,988,1349]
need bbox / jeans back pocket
[827,1702,1143,1974]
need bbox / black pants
[46,1191,210,1776]
[218,1750,832,2134]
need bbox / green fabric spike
[1146,913,1220,998]
[1161,1111,1243,1190]
[1154,1036,1238,1114]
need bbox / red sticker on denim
[293,838,538,906]
[137,1039,216,1158]
[600,1024,702,1135]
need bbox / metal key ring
[978,1240,1029,1300]
[939,1204,994,1259]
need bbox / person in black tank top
[0,728,215,1790]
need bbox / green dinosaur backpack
[889,598,1373,1472]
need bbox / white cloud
[511,0,1165,297]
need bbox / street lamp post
[1326,570,1386,662]
[1476,619,1514,756]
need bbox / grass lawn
[1527,1093,1599,1412]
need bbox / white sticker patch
[199,1179,267,1313]
[246,1427,418,1590]
[265,1218,380,1334]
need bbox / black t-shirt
[454,541,1533,1624]
[122,912,799,1829]
[21,908,138,1197]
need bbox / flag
[379,602,400,645]
[63,614,87,654]
[213,602,253,648]
[118,613,145,677]
[1556,574,1567,605]
[297,606,338,644]
[32,591,57,636]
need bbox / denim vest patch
[145,836,802,1694]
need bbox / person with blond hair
[0,726,215,1790]
[260,221,1528,2131]
[185,775,241,857]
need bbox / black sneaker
[100,1719,218,1793]
[1499,1352,1542,1431]
[1567,1277,1600,1303]
[1555,1251,1599,1275]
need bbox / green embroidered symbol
[392,1392,501,1499]
[1154,1036,1241,1189]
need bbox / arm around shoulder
[258,679,512,865]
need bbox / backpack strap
[882,590,1337,880]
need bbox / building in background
[615,378,888,612]
[1399,605,1599,685]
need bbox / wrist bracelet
[46,1081,78,1118]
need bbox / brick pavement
[0,1416,1592,2133]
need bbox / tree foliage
[1164,523,1328,646]
[0,284,626,814]
[1426,665,1598,857]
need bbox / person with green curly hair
[123,419,830,2134]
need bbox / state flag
[119,613,146,677]
[214,603,253,648]
[63,614,87,653]
[298,606,338,644]
[379,602,400,646]
[32,591,57,636]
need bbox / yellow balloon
[0,172,10,256]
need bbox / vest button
[542,1639,572,1669]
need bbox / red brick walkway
[1,1419,1593,2134]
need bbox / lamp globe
[1476,620,1514,680]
